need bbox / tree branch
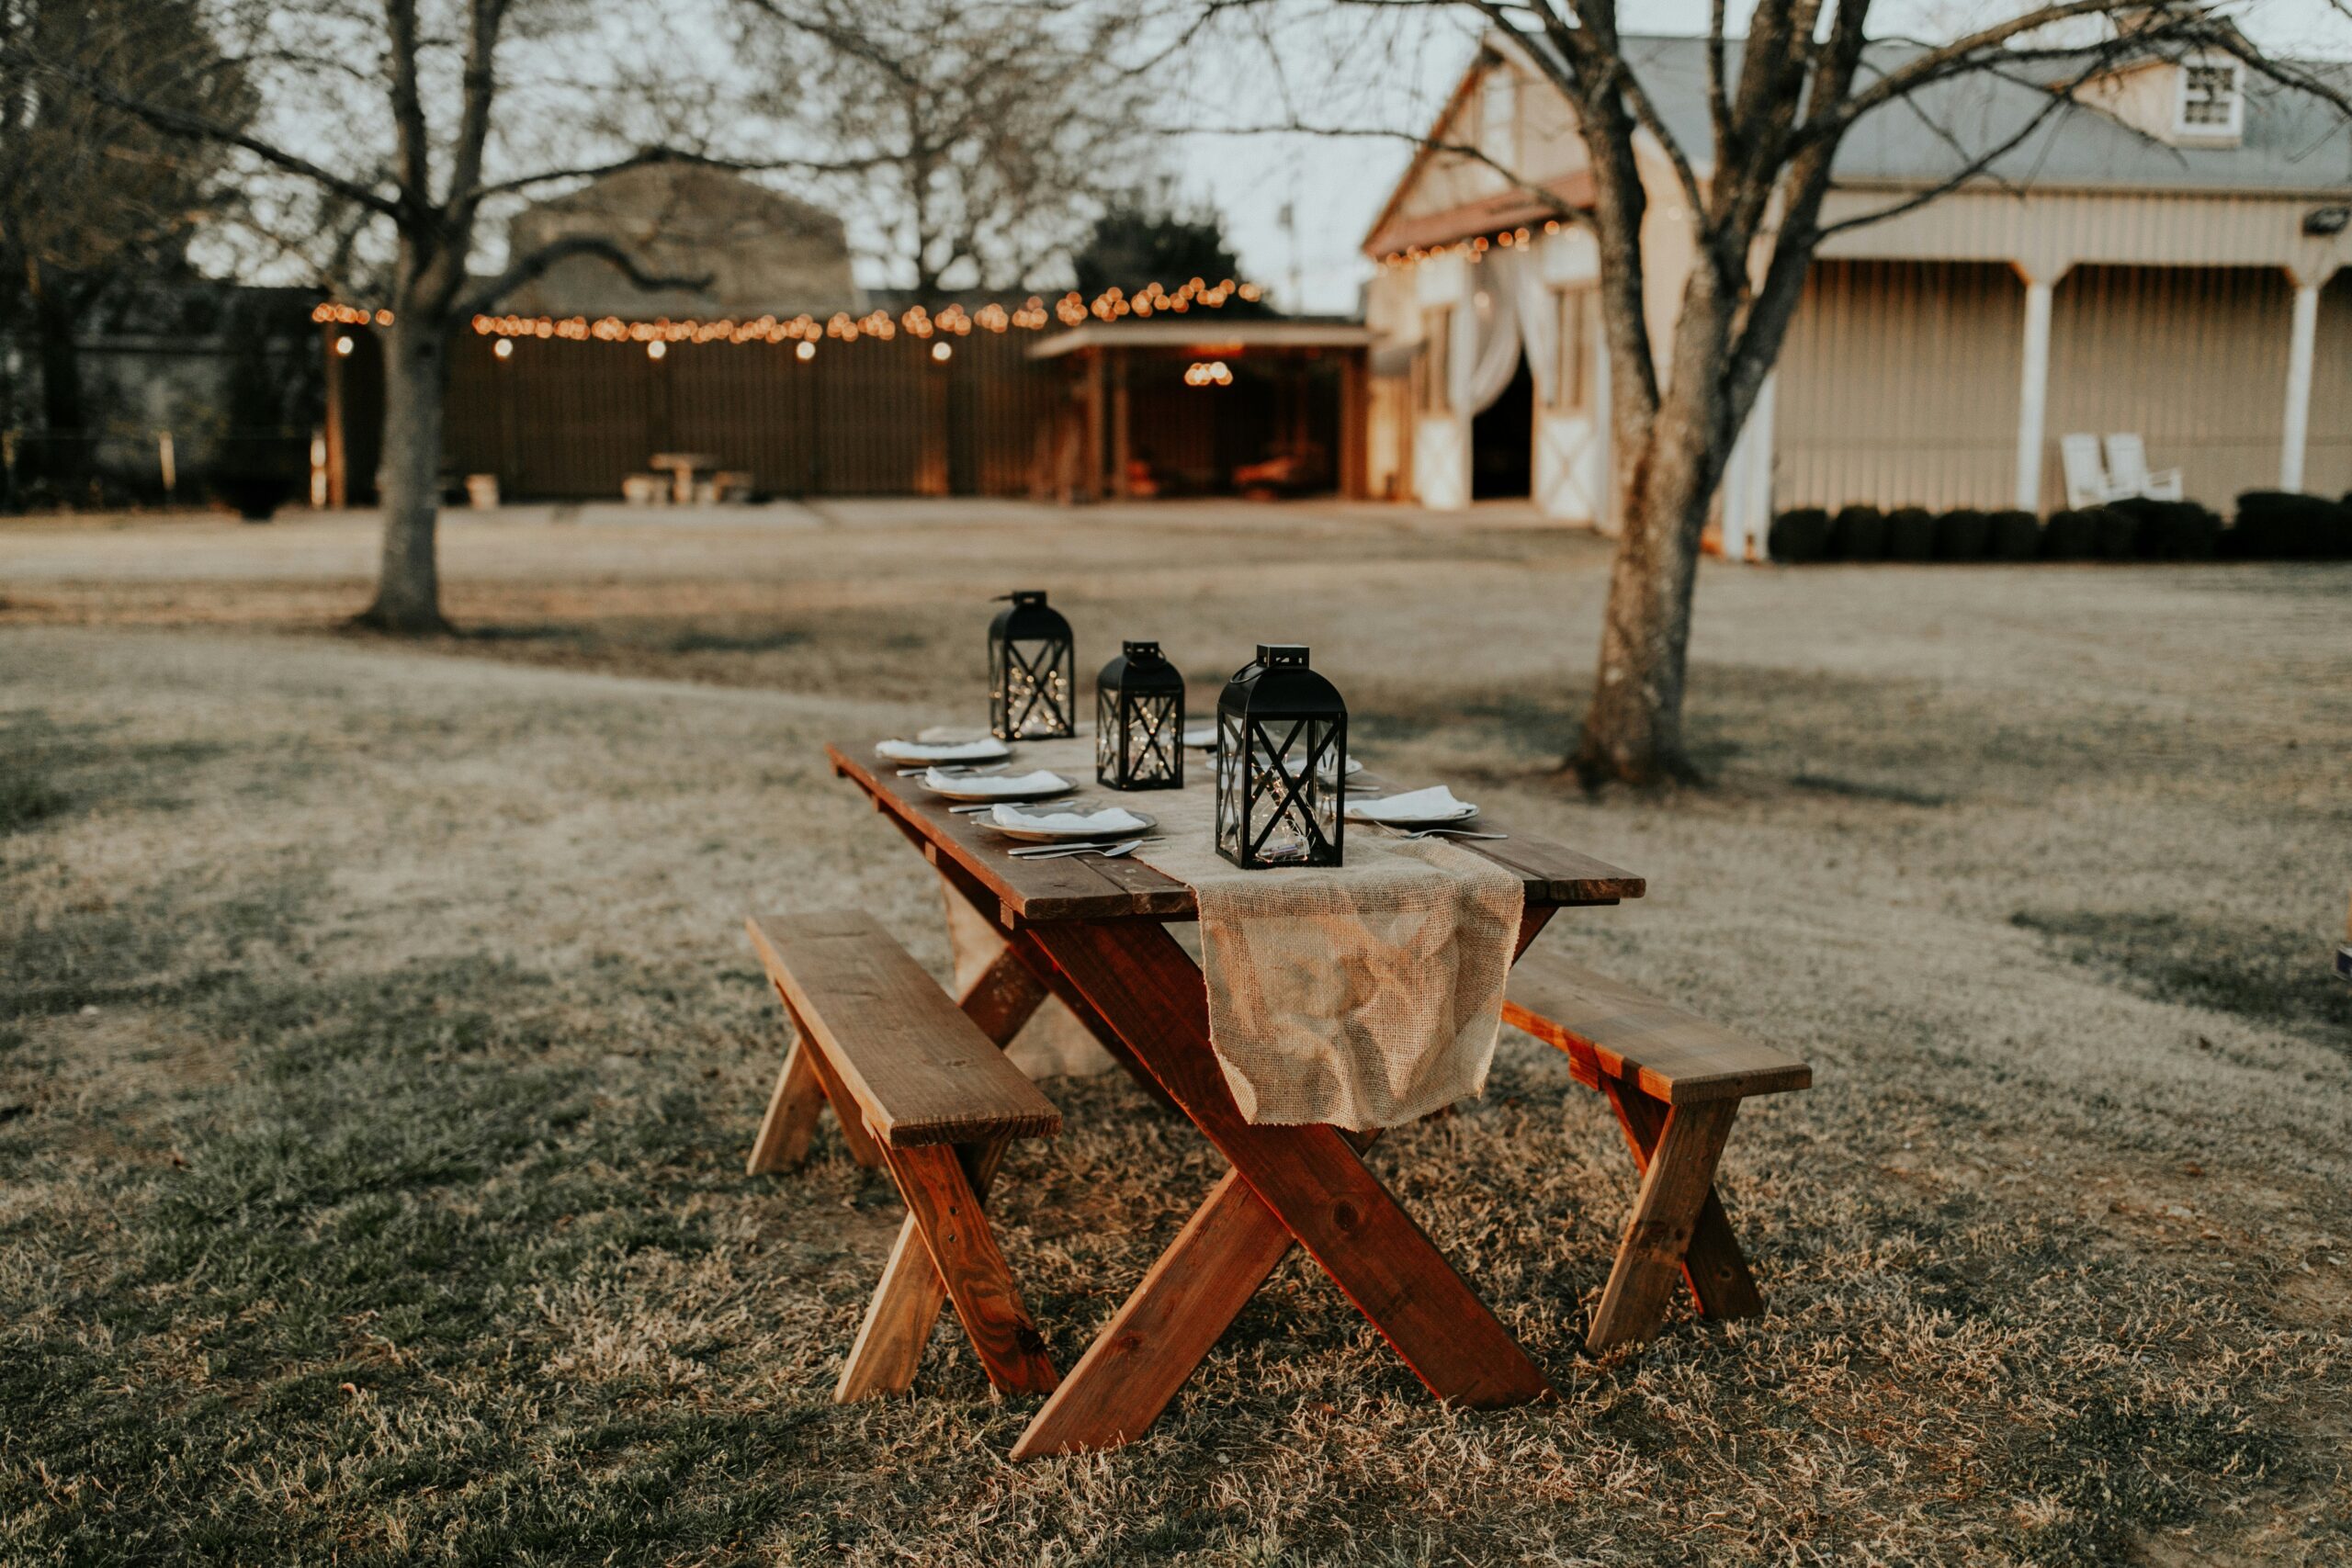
[7,51,401,219]
[454,233,715,320]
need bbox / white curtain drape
[1509,251,1558,411]
[1448,260,1522,417]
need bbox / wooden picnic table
[825,738,1645,1457]
[649,451,719,504]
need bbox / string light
[932,342,952,362]
[796,340,816,362]
[646,340,666,359]
[1376,220,1569,271]
[492,338,513,359]
[1182,359,1233,388]
[334,335,355,356]
[317,280,1269,352]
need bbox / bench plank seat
[749,910,1059,1147]
[1504,951,1811,1104]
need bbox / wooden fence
[330,325,1069,502]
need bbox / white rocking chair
[2060,433,2133,510]
[2102,433,2183,502]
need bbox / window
[1553,288,1591,412]
[1419,309,1452,414]
[2177,58,2242,137]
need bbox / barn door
[1534,285,1608,526]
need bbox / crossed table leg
[1009,914,1559,1458]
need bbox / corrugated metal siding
[2043,264,2289,511]
[1777,257,2312,512]
[1775,259,2024,510]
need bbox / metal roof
[1510,32,2352,196]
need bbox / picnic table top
[827,738,1645,926]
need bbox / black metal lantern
[1095,641,1184,791]
[1216,644,1346,868]
[988,590,1075,740]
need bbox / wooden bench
[1503,948,1811,1354]
[745,910,1061,1400]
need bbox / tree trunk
[1574,405,1715,786]
[1575,288,1738,788]
[356,310,449,634]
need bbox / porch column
[2013,270,2056,513]
[1724,371,1777,562]
[1109,353,1130,499]
[321,322,348,508]
[2278,268,2327,491]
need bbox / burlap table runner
[1016,739,1524,1129]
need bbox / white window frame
[2175,56,2244,139]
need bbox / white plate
[982,803,1157,843]
[876,736,1009,764]
[923,768,1072,803]
[1346,785,1480,828]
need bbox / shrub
[2042,509,2099,560]
[1768,507,1832,564]
[1827,504,1886,561]
[2231,491,2352,559]
[1933,508,1991,562]
[2095,505,2141,560]
[1988,509,2041,562]
[1883,506,1936,562]
[2121,499,2221,561]
[211,473,293,523]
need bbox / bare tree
[6,0,753,633]
[1268,2,2345,784]
[736,0,1159,299]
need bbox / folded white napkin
[991,803,1149,833]
[1345,784,1477,823]
[915,725,993,745]
[924,767,1067,796]
[878,736,1006,762]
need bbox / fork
[1006,836,1152,861]
[1390,827,1510,841]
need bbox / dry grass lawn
[2,501,2348,1564]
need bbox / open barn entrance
[1470,355,1533,500]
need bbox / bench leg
[837,1216,948,1401]
[831,953,1046,1400]
[837,1136,1016,1401]
[1588,1098,1740,1353]
[1603,1082,1763,1322]
[750,983,885,1170]
[883,1139,1057,1395]
[747,1038,826,1174]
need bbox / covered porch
[1028,321,1374,502]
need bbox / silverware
[1005,836,1152,860]
[898,762,1006,778]
[1395,827,1510,840]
